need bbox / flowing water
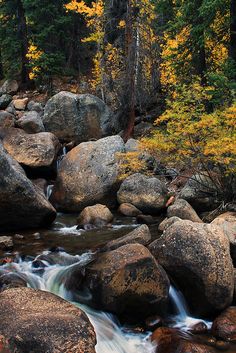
[1,252,156,353]
[1,214,236,353]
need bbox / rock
[151,327,214,353]
[118,203,142,217]
[0,273,27,292]
[179,173,220,211]
[189,322,208,334]
[0,237,13,250]
[117,173,168,214]
[0,148,56,231]
[77,204,114,228]
[0,111,15,128]
[51,135,125,212]
[0,80,18,95]
[0,288,96,353]
[212,212,236,266]
[149,220,234,316]
[137,214,157,224]
[125,138,140,152]
[103,224,151,251]
[212,307,236,342]
[158,216,182,232]
[14,234,24,240]
[13,98,29,110]
[83,243,170,318]
[43,91,118,144]
[0,94,12,109]
[32,178,47,195]
[167,199,202,222]
[27,100,44,114]
[133,122,153,138]
[2,128,60,169]
[17,111,45,133]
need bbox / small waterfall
[169,285,211,330]
[169,285,189,319]
[2,252,155,353]
[46,184,54,199]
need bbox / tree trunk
[123,0,137,141]
[230,0,236,65]
[0,49,4,80]
[17,0,30,85]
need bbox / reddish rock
[212,307,236,342]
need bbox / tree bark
[230,0,236,65]
[123,0,137,141]
[16,0,30,85]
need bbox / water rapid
[2,252,156,353]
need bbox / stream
[0,214,236,353]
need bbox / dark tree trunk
[123,0,137,141]
[17,0,30,85]
[0,49,4,80]
[230,0,236,66]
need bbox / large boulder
[83,243,170,318]
[77,204,113,228]
[118,203,142,217]
[43,91,118,144]
[102,224,151,251]
[212,212,236,266]
[212,307,236,342]
[149,220,234,316]
[17,111,45,133]
[0,79,19,95]
[0,148,56,231]
[51,135,125,212]
[2,128,60,169]
[117,173,168,214]
[0,288,96,353]
[179,173,220,211]
[167,199,202,223]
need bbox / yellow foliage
[26,43,43,80]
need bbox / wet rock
[211,212,236,266]
[158,216,182,232]
[0,111,15,128]
[0,273,27,292]
[0,287,96,353]
[2,128,60,169]
[0,148,56,231]
[77,204,113,229]
[212,307,236,342]
[137,214,157,224]
[32,178,47,195]
[13,97,28,110]
[84,243,170,318]
[151,327,214,353]
[51,135,125,212]
[179,173,220,211]
[0,94,12,109]
[167,199,202,223]
[0,237,13,250]
[117,173,168,214]
[118,203,142,217]
[189,322,208,334]
[17,111,45,133]
[149,220,234,316]
[103,224,151,251]
[43,91,118,144]
[33,232,41,240]
[0,80,19,95]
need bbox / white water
[169,285,212,331]
[2,252,155,353]
[46,184,54,199]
